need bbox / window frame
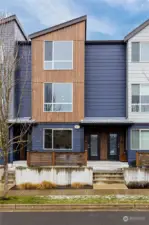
[131,129,149,150]
[43,128,73,150]
[43,82,73,112]
[131,83,149,113]
[44,40,73,70]
[131,42,149,63]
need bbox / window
[131,129,149,150]
[44,83,73,112]
[44,41,73,70]
[131,84,149,112]
[131,42,149,62]
[44,129,72,150]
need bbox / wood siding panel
[32,22,85,122]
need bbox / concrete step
[93,175,124,179]
[94,179,124,184]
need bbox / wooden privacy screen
[136,152,149,167]
[27,151,88,167]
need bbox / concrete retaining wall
[15,167,93,186]
[124,168,149,187]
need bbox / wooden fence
[136,152,149,167]
[27,151,88,167]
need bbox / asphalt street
[0,212,149,225]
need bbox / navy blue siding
[85,44,126,117]
[15,43,31,118]
[32,123,84,152]
[127,124,149,164]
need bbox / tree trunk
[3,153,8,198]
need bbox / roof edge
[124,18,149,42]
[29,15,87,39]
[0,14,28,41]
[86,40,124,45]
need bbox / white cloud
[16,0,117,36]
[100,0,149,11]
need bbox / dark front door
[88,134,100,160]
[108,133,119,160]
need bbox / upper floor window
[131,129,149,150]
[44,83,73,112]
[131,84,149,112]
[44,41,73,70]
[131,42,149,62]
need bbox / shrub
[71,182,85,189]
[126,181,149,189]
[17,181,57,190]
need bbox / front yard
[1,195,149,204]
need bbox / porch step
[1,171,15,185]
[93,171,124,185]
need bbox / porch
[84,124,128,162]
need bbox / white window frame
[131,83,149,113]
[44,40,73,70]
[43,82,73,112]
[131,129,149,150]
[43,128,73,150]
[140,42,149,62]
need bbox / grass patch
[0,195,149,204]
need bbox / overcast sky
[1,0,149,39]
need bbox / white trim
[43,82,73,112]
[43,128,73,150]
[44,40,73,70]
[131,129,149,150]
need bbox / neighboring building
[1,15,149,167]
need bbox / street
[0,212,149,225]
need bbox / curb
[0,204,149,211]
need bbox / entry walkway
[87,161,129,171]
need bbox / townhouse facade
[1,15,149,167]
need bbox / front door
[88,134,100,160]
[108,133,119,160]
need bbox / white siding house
[127,24,149,122]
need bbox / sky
[1,0,149,40]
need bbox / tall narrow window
[44,41,73,70]
[131,42,140,62]
[44,83,73,112]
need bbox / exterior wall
[15,43,31,117]
[32,21,85,122]
[85,43,126,117]
[0,20,26,119]
[127,25,149,122]
[32,123,84,152]
[127,124,149,164]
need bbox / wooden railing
[27,150,88,167]
[136,152,149,167]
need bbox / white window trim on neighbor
[43,82,73,112]
[131,42,149,62]
[131,129,149,150]
[44,40,73,70]
[43,128,73,150]
[131,83,149,113]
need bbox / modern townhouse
[1,14,149,171]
